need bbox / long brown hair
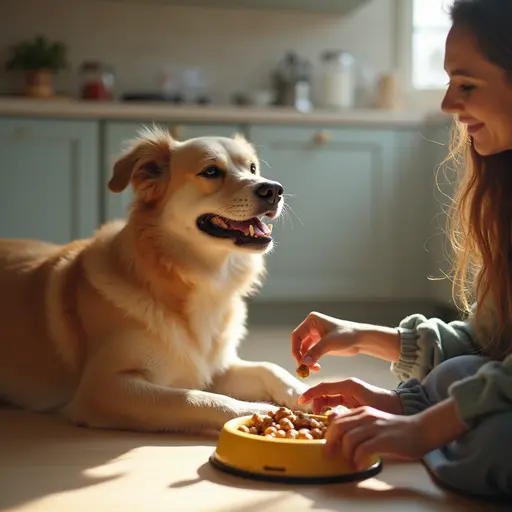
[446,0,512,357]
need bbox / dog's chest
[160,290,241,390]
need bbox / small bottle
[375,72,401,110]
[78,61,115,101]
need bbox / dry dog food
[296,364,310,379]
[237,407,335,440]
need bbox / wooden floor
[0,326,507,512]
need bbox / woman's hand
[298,377,403,415]
[324,406,428,470]
[324,399,469,471]
[291,311,401,371]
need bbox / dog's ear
[232,132,249,144]
[108,133,173,194]
[232,132,255,152]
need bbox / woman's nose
[441,88,463,114]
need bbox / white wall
[1,0,396,104]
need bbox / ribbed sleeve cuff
[396,379,432,415]
[391,327,422,382]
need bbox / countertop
[0,97,451,128]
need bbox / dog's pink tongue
[229,218,269,236]
[253,217,271,235]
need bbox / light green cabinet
[246,124,445,302]
[0,117,100,244]
[103,121,244,221]
[247,124,402,300]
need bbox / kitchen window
[397,0,452,108]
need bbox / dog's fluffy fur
[0,126,310,433]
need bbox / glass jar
[318,51,357,109]
[78,61,115,101]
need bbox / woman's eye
[199,166,224,179]
[460,84,476,92]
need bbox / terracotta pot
[24,69,54,98]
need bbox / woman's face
[442,24,512,155]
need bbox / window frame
[394,0,450,111]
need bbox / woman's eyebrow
[447,68,478,78]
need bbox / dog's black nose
[255,181,284,205]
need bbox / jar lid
[321,51,355,66]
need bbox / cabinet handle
[170,125,184,140]
[313,130,330,145]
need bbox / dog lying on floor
[0,126,311,433]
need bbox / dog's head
[108,126,283,255]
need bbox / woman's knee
[426,412,512,498]
[422,355,490,403]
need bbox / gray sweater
[391,305,512,428]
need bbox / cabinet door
[0,117,100,244]
[103,121,243,221]
[247,125,398,301]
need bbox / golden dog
[0,126,310,433]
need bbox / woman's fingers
[299,334,322,371]
[301,333,344,367]
[291,316,322,364]
[298,378,364,404]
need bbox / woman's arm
[418,398,469,451]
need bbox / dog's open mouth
[197,214,273,246]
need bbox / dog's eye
[250,163,257,174]
[199,165,224,179]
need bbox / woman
[292,0,512,499]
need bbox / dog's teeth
[249,225,255,237]
[211,216,228,229]
[267,224,273,233]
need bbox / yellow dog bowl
[209,414,382,484]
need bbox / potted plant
[5,34,68,98]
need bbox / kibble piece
[309,418,322,429]
[295,417,311,429]
[262,415,274,429]
[296,364,310,379]
[248,426,259,435]
[279,417,294,431]
[286,429,299,439]
[298,429,314,440]
[238,425,250,433]
[274,407,291,422]
[264,426,278,436]
[251,413,265,429]
[310,428,323,439]
[275,429,287,438]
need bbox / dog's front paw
[264,366,312,413]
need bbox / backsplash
[0,0,396,105]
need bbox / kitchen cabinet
[106,0,371,15]
[103,121,244,221]
[0,117,100,244]
[247,124,435,301]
